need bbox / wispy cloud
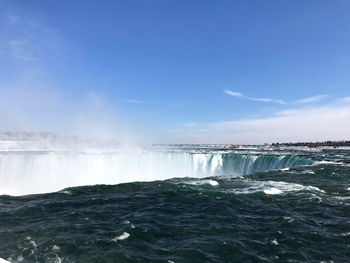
[1,11,39,61]
[5,40,41,61]
[181,122,198,127]
[0,52,41,61]
[125,99,142,104]
[86,92,105,108]
[296,94,328,104]
[224,89,286,104]
[6,11,20,26]
[1,7,66,62]
[338,97,350,103]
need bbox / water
[0,146,312,196]
[0,145,349,262]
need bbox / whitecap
[52,256,63,263]
[208,180,219,186]
[271,239,279,245]
[0,259,11,263]
[280,167,289,171]
[231,180,325,195]
[302,170,315,174]
[59,190,72,195]
[314,160,339,165]
[183,179,219,187]
[111,232,130,241]
[264,188,283,195]
[52,245,60,252]
[333,196,350,200]
[26,236,37,249]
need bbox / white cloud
[224,89,286,104]
[296,94,328,104]
[224,90,244,97]
[170,105,350,144]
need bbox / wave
[229,180,324,196]
[0,151,312,195]
[177,177,324,196]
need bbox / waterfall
[0,151,312,195]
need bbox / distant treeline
[270,140,350,147]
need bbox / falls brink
[0,151,312,195]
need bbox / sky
[0,0,350,144]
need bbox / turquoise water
[0,147,349,262]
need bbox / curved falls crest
[0,151,312,195]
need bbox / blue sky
[0,0,350,144]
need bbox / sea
[0,144,349,262]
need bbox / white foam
[52,245,60,252]
[0,259,11,263]
[333,196,350,200]
[26,236,37,249]
[264,188,283,195]
[315,160,339,165]
[208,180,219,186]
[59,190,72,195]
[52,256,62,263]
[280,167,289,171]
[231,180,325,195]
[184,179,219,187]
[283,216,294,223]
[302,170,315,174]
[112,232,130,241]
[271,239,279,245]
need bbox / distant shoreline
[167,141,350,148]
[269,141,350,147]
[0,132,349,148]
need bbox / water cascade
[0,151,312,195]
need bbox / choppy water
[0,146,349,262]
